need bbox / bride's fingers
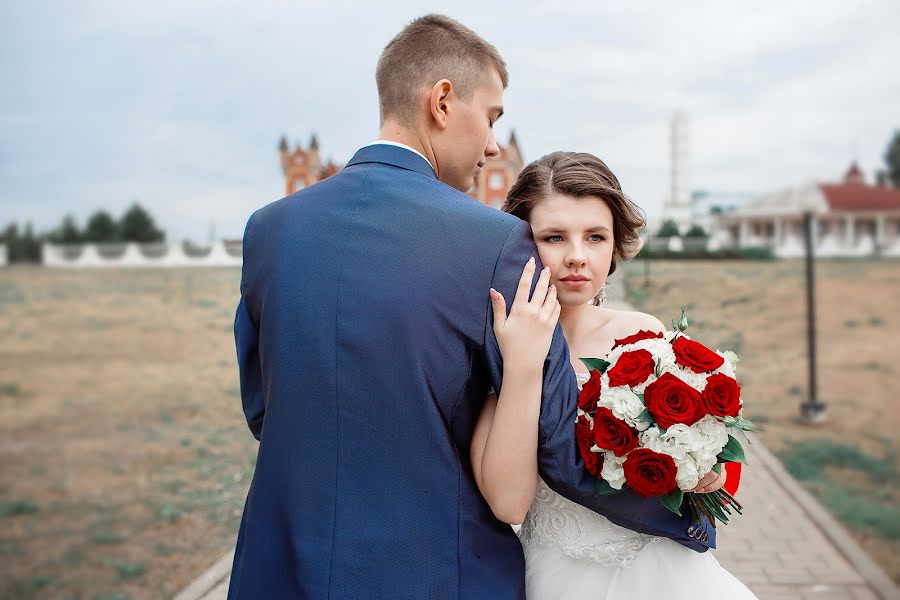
[490,288,507,332]
[549,298,561,326]
[540,284,558,318]
[513,257,536,310]
[692,471,721,493]
[531,266,551,306]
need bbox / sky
[1,0,898,242]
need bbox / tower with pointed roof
[469,131,525,208]
[279,133,341,196]
[278,132,524,206]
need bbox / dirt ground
[0,261,897,598]
[621,258,899,582]
[0,267,253,599]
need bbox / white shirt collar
[361,140,434,171]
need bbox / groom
[230,14,714,599]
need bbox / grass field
[621,258,900,582]
[0,267,253,599]
[0,261,898,598]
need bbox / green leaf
[717,434,747,464]
[637,408,653,422]
[721,416,759,432]
[580,358,611,373]
[594,478,620,496]
[659,489,683,516]
[712,462,723,475]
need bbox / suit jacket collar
[346,144,437,180]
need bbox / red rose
[672,336,724,373]
[613,329,664,349]
[577,370,602,412]
[644,372,704,429]
[592,407,640,457]
[576,415,603,476]
[623,448,678,497]
[608,349,655,388]
[701,373,742,418]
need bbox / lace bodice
[516,371,659,568]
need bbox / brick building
[279,133,524,207]
[279,134,341,196]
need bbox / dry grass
[621,258,900,582]
[0,267,253,599]
[1,261,898,597]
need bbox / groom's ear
[429,79,453,130]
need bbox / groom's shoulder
[432,182,525,235]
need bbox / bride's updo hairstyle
[502,152,645,276]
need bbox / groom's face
[435,68,504,192]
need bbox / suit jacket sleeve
[484,220,714,552]
[234,214,265,440]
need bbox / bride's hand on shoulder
[490,257,561,373]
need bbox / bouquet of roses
[576,311,756,525]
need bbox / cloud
[1,0,898,239]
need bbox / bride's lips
[558,275,590,290]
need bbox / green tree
[15,223,42,262]
[2,223,19,261]
[684,224,708,238]
[83,210,119,242]
[656,219,680,238]
[884,130,900,188]
[54,214,82,244]
[119,203,164,242]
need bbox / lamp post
[801,211,827,423]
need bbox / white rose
[675,454,701,490]
[693,415,730,455]
[661,423,703,454]
[640,426,686,462]
[657,362,708,392]
[691,448,719,479]
[602,386,648,431]
[601,451,627,490]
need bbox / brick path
[714,437,893,599]
[178,437,897,600]
[177,283,898,600]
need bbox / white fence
[643,234,900,258]
[42,241,242,268]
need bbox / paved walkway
[177,282,898,600]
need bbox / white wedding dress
[516,372,758,600]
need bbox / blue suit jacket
[229,144,714,599]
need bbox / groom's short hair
[376,15,508,126]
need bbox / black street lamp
[801,211,827,423]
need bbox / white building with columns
[711,163,900,258]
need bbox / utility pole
[801,211,827,423]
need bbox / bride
[471,152,758,599]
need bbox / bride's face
[528,193,615,308]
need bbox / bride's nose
[565,244,587,268]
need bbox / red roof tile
[819,183,900,211]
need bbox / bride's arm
[471,259,560,524]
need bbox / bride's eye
[543,235,563,243]
[588,234,606,242]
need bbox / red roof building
[714,162,900,257]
